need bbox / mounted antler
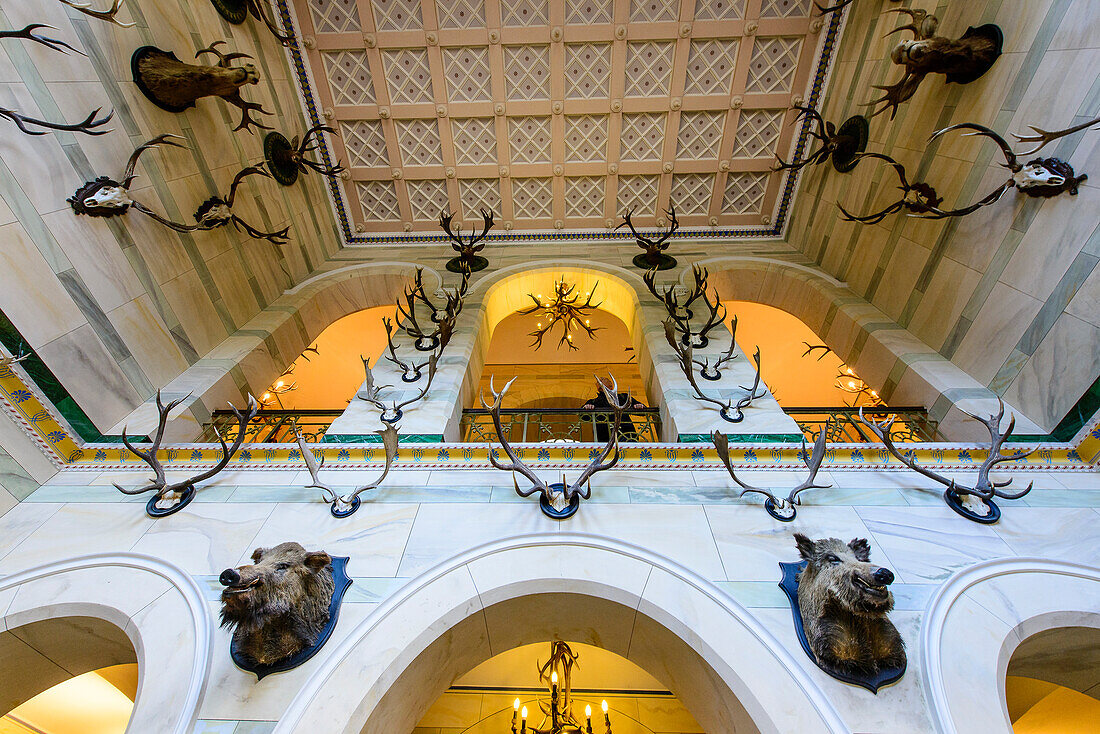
[516,279,602,352]
[383,317,430,382]
[802,342,833,361]
[483,375,623,518]
[837,152,943,223]
[396,278,459,352]
[1013,113,1100,155]
[440,209,494,273]
[132,42,272,133]
[912,123,1088,217]
[355,354,437,424]
[408,266,469,324]
[857,399,1033,523]
[195,165,291,244]
[211,0,294,45]
[0,21,115,136]
[774,106,868,174]
[866,9,1001,120]
[114,391,258,517]
[645,265,723,348]
[58,0,135,27]
[813,0,856,15]
[694,315,738,381]
[712,427,831,521]
[264,125,346,186]
[298,424,399,517]
[69,134,219,232]
[618,206,679,270]
[664,321,765,423]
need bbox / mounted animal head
[1016,157,1086,197]
[795,533,895,615]
[69,177,131,216]
[219,542,335,666]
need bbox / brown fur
[134,48,258,109]
[219,542,334,667]
[794,533,905,677]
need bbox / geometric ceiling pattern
[288,0,830,235]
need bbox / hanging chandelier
[510,642,611,734]
[835,365,883,406]
[518,279,602,351]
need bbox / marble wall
[0,0,342,434]
[785,0,1100,432]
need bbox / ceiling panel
[285,0,843,239]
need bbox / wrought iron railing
[784,407,941,443]
[201,409,342,443]
[461,408,662,443]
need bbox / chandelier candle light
[510,642,610,733]
[519,279,602,351]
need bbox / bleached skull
[198,202,232,225]
[84,185,132,211]
[1016,162,1066,189]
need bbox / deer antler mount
[618,207,679,271]
[210,0,294,46]
[132,43,273,132]
[440,209,494,273]
[264,126,346,186]
[775,106,869,174]
[298,425,399,517]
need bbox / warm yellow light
[871,390,878,397]
[514,698,520,710]
[585,705,592,718]
[537,322,542,328]
[602,700,609,713]
[846,367,854,375]
[262,392,272,401]
[551,671,558,685]
[274,379,284,388]
[585,319,590,324]
[847,380,857,389]
[522,706,528,719]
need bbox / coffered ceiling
[283,0,840,240]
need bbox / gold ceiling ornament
[511,642,610,734]
[518,279,602,351]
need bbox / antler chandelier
[511,642,611,734]
[518,279,602,351]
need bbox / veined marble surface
[0,464,1098,733]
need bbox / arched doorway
[273,535,846,734]
[1005,626,1100,732]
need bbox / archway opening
[720,301,941,442]
[0,616,138,734]
[415,641,703,733]
[1005,626,1100,733]
[464,269,656,442]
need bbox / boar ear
[304,551,331,572]
[848,538,871,562]
[250,547,266,563]
[794,533,815,561]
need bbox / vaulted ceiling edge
[275,0,848,245]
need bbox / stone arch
[0,553,211,734]
[698,257,1042,440]
[116,262,426,440]
[920,557,1100,734]
[273,534,847,734]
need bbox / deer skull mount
[194,165,292,244]
[713,428,831,521]
[114,391,258,517]
[0,23,114,136]
[132,42,272,133]
[867,10,1002,120]
[484,375,624,519]
[665,320,765,424]
[618,206,679,271]
[70,135,217,233]
[857,399,1033,523]
[264,126,346,186]
[440,209,494,273]
[298,425,398,517]
[209,0,294,46]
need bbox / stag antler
[814,0,856,15]
[857,399,1034,518]
[483,375,623,514]
[1013,114,1100,155]
[664,320,765,423]
[383,317,430,382]
[355,356,391,411]
[58,0,135,28]
[239,0,294,45]
[114,391,258,514]
[288,125,346,178]
[440,209,494,256]
[617,206,679,260]
[195,42,272,133]
[298,424,398,516]
[802,342,833,361]
[774,106,838,172]
[838,152,943,223]
[694,315,739,380]
[712,427,831,520]
[1,106,113,136]
[0,24,83,54]
[195,165,291,244]
[381,353,437,423]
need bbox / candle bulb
[602,700,610,726]
[521,705,528,733]
[551,670,558,698]
[513,698,520,720]
[585,704,593,733]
